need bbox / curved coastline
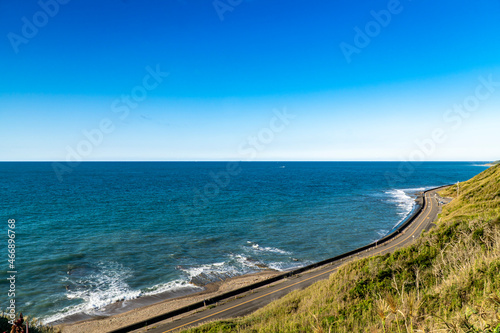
[56,184,450,333]
[51,189,417,327]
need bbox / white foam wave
[232,254,262,269]
[43,262,140,323]
[247,241,291,255]
[180,261,237,280]
[179,254,265,284]
[267,261,309,272]
[376,229,389,238]
[385,188,424,228]
[44,250,293,324]
[143,279,201,296]
[43,261,199,324]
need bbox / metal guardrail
[108,185,450,333]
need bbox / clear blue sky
[1,0,500,161]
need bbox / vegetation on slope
[439,164,500,223]
[185,164,500,332]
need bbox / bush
[0,314,56,333]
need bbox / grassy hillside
[439,164,500,223]
[185,164,500,332]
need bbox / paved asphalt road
[132,189,444,333]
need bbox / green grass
[439,163,500,223]
[184,164,500,332]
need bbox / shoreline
[53,189,425,333]
[55,191,425,332]
[109,186,443,333]
[55,269,281,333]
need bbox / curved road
[130,188,445,333]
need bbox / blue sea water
[0,162,489,323]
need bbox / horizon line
[0,160,494,163]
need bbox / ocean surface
[0,162,489,323]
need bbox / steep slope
[439,164,500,223]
